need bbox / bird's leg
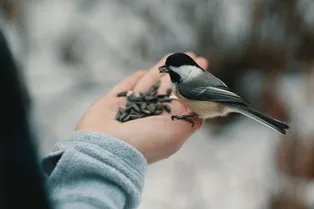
[171,113,199,127]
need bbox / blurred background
[1,0,314,208]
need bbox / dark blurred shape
[276,133,300,177]
[60,33,83,66]
[0,0,18,21]
[0,28,51,208]
[273,132,314,208]
[269,187,307,209]
[260,90,289,123]
[277,133,314,179]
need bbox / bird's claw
[186,118,195,127]
[171,115,195,127]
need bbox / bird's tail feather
[232,105,289,135]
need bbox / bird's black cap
[165,53,200,68]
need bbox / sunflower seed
[126,101,132,106]
[129,109,138,115]
[134,96,144,102]
[123,115,131,122]
[147,103,156,112]
[140,102,147,111]
[117,91,128,97]
[157,94,168,98]
[125,105,133,112]
[116,111,121,120]
[156,103,163,110]
[119,112,128,120]
[116,78,174,122]
[158,98,173,103]
[136,97,145,102]
[144,89,154,97]
[144,96,150,100]
[166,88,172,96]
[149,89,157,96]
[144,96,156,101]
[163,104,171,113]
[142,109,152,115]
[130,115,142,120]
[153,80,161,89]
[132,103,141,113]
[138,96,145,101]
[155,110,162,115]
[127,94,138,101]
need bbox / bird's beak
[158,65,169,73]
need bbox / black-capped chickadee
[158,53,289,135]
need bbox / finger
[106,70,148,97]
[196,57,208,70]
[133,52,197,93]
[157,74,172,95]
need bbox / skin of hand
[76,52,208,164]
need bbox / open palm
[76,52,208,164]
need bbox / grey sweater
[42,131,148,209]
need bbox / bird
[158,52,289,135]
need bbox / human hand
[76,52,208,164]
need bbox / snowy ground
[1,1,313,208]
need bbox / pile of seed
[116,80,173,122]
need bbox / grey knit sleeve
[41,131,148,209]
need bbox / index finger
[106,70,148,97]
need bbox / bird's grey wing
[193,71,233,91]
[177,79,247,105]
[203,71,229,88]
